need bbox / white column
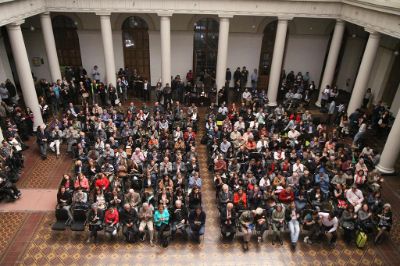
[267,18,290,106]
[0,127,3,142]
[347,30,380,115]
[215,15,232,105]
[316,19,345,107]
[40,12,61,82]
[376,109,400,174]
[159,12,172,86]
[7,21,43,129]
[98,12,116,87]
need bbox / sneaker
[257,236,262,243]
[303,236,309,243]
[86,238,91,243]
[150,240,154,247]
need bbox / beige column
[159,12,172,86]
[316,19,345,107]
[7,21,43,129]
[215,15,232,105]
[98,12,116,87]
[347,30,380,115]
[376,109,400,174]
[40,12,62,82]
[267,17,290,106]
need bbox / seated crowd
[206,84,393,251]
[54,97,206,247]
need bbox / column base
[268,101,277,107]
[375,164,395,174]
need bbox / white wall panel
[226,32,263,88]
[23,30,51,81]
[0,36,14,84]
[283,34,330,88]
[171,31,193,82]
[367,46,394,104]
[336,37,365,92]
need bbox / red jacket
[233,192,247,208]
[95,177,110,190]
[105,209,119,224]
[279,189,294,204]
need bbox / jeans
[39,143,48,157]
[288,220,300,243]
[189,225,205,241]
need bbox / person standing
[36,124,49,160]
[240,66,249,90]
[92,65,100,82]
[163,83,172,107]
[143,79,151,102]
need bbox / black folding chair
[52,208,70,231]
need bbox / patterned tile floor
[0,107,400,265]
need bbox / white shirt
[319,212,338,232]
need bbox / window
[193,18,219,80]
[122,16,150,80]
[52,15,82,67]
[257,21,277,89]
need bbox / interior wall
[77,30,124,82]
[226,32,263,88]
[367,46,394,104]
[336,37,365,92]
[22,30,52,81]
[0,35,14,83]
[283,34,330,88]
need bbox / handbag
[342,221,355,230]
[105,225,116,234]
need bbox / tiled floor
[0,106,399,265]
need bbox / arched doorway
[52,15,82,68]
[257,20,277,89]
[122,16,150,80]
[193,18,219,81]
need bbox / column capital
[7,20,24,30]
[41,11,51,17]
[157,11,173,17]
[335,19,345,25]
[365,28,380,38]
[218,14,234,19]
[96,12,111,16]
[277,16,293,21]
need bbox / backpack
[356,231,367,248]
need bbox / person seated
[218,184,233,209]
[375,203,392,244]
[303,210,321,244]
[171,200,188,239]
[346,184,364,213]
[87,203,104,243]
[125,188,141,210]
[286,202,300,250]
[239,210,255,251]
[271,204,286,245]
[233,188,247,211]
[188,186,202,210]
[154,203,170,247]
[95,173,110,191]
[104,206,119,238]
[57,186,73,221]
[138,203,154,246]
[319,211,338,247]
[353,169,367,187]
[314,169,330,198]
[254,207,268,243]
[214,155,227,174]
[183,206,205,242]
[0,176,21,200]
[74,173,89,192]
[331,171,347,187]
[340,205,357,244]
[60,174,74,193]
[278,186,294,205]
[120,203,139,242]
[220,202,236,240]
[72,187,88,209]
[188,171,202,190]
[357,203,374,234]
